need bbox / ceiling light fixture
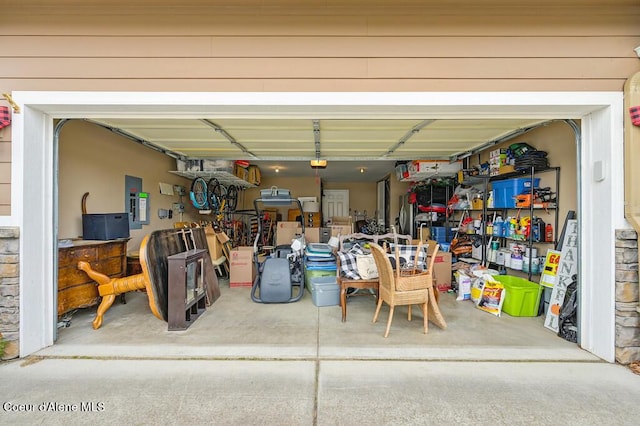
[275,167,280,173]
[310,159,327,169]
[360,167,365,173]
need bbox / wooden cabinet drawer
[58,257,124,291]
[96,242,126,258]
[59,247,98,267]
[57,285,101,316]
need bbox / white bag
[356,254,378,279]
[455,271,472,301]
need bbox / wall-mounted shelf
[169,170,256,189]
[399,160,463,182]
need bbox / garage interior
[46,110,587,361]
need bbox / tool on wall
[81,192,89,215]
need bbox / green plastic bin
[304,267,336,291]
[493,275,542,317]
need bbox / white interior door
[322,189,349,225]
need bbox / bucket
[504,252,512,268]
[530,256,541,274]
[523,255,530,273]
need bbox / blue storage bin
[431,226,454,243]
[492,178,540,208]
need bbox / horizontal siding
[0,164,10,183]
[1,58,637,80]
[2,36,639,58]
[0,141,10,162]
[2,13,640,36]
[0,183,9,205]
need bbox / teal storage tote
[493,275,542,317]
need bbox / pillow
[338,251,361,280]
[356,254,378,279]
[389,244,428,270]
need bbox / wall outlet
[173,203,185,213]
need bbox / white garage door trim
[7,91,625,362]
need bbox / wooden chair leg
[340,284,348,322]
[427,287,447,330]
[384,305,395,338]
[408,304,412,321]
[422,302,429,334]
[373,298,384,323]
[92,294,116,330]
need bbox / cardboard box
[291,227,330,244]
[429,251,452,292]
[330,224,353,237]
[229,246,256,287]
[331,216,352,226]
[276,221,302,246]
[205,228,229,260]
[301,227,318,243]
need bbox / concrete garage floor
[41,279,593,362]
[5,281,640,425]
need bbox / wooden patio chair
[370,242,446,337]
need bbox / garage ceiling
[89,117,549,182]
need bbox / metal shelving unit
[453,167,560,280]
[169,170,256,188]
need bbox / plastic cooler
[492,178,540,208]
[493,275,542,317]
[310,276,340,307]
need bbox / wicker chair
[370,242,446,337]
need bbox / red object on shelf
[545,224,553,243]
[417,203,447,214]
[630,106,640,126]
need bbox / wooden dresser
[57,239,128,317]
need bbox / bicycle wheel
[207,178,221,211]
[189,177,208,209]
[226,184,238,212]
[213,182,227,212]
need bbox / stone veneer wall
[0,227,19,360]
[615,229,640,364]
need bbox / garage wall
[473,120,578,230]
[0,1,638,214]
[58,120,200,251]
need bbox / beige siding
[1,3,638,92]
[0,101,11,214]
[0,1,639,214]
